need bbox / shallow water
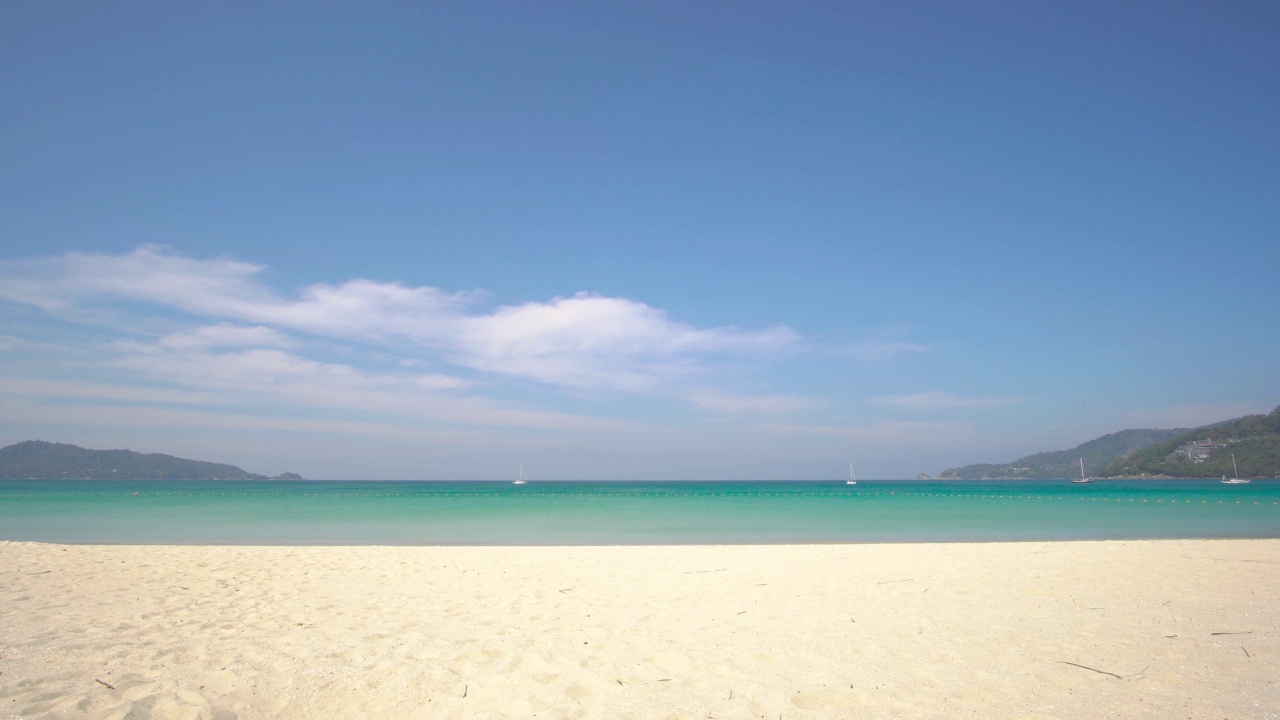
[1,479,1277,545]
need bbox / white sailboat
[1072,457,1093,484]
[846,463,857,485]
[512,463,528,485]
[1221,453,1249,484]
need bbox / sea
[2,479,1278,545]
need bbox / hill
[1100,406,1280,478]
[0,440,302,480]
[938,428,1189,479]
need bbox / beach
[2,539,1277,719]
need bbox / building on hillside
[1172,439,1224,463]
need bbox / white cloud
[0,247,811,456]
[458,293,797,391]
[268,279,476,344]
[871,392,1020,411]
[0,246,798,393]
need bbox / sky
[1,2,1277,480]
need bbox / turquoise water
[1,479,1278,545]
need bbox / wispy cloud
[757,420,979,446]
[158,323,294,350]
[842,325,929,360]
[871,392,1020,411]
[690,391,825,416]
[0,376,218,406]
[103,337,619,431]
[851,339,929,360]
[0,335,24,352]
[0,246,799,393]
[0,397,482,442]
[0,244,275,318]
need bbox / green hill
[938,428,1189,479]
[1100,407,1280,478]
[0,440,302,480]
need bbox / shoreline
[3,539,1278,719]
[5,476,1276,480]
[5,479,1276,547]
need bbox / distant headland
[938,406,1280,479]
[0,440,302,480]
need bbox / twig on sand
[462,684,467,698]
[1211,631,1253,636]
[1243,646,1251,657]
[24,570,52,575]
[95,679,116,690]
[877,579,914,585]
[559,588,573,593]
[1056,661,1124,679]
[683,569,727,574]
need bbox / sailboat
[846,463,857,485]
[1072,457,1093,484]
[512,463,528,485]
[1221,453,1249,484]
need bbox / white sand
[2,539,1277,719]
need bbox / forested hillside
[0,440,301,480]
[1101,407,1280,478]
[938,428,1187,479]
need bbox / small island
[0,440,302,480]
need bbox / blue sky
[1,2,1277,479]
